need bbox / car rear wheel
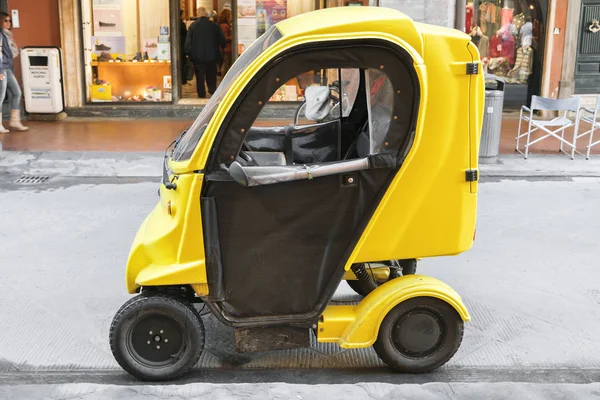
[373,297,463,373]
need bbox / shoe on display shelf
[95,43,111,51]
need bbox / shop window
[237,1,316,56]
[175,1,378,101]
[467,0,540,86]
[325,0,375,6]
[83,0,172,103]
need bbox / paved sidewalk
[0,115,598,155]
[1,151,600,178]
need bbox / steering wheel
[239,142,259,166]
[293,101,307,127]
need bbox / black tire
[109,293,205,381]
[373,297,463,373]
[347,259,417,297]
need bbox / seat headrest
[304,86,331,121]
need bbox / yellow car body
[125,6,483,348]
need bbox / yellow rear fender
[318,275,469,348]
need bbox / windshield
[173,26,283,161]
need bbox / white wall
[380,0,456,28]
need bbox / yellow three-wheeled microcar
[109,6,484,381]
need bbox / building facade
[560,0,600,106]
[6,0,578,115]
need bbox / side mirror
[227,161,249,187]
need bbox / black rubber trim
[200,197,226,301]
[205,38,421,172]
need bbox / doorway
[574,0,600,94]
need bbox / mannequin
[499,26,516,64]
[508,45,533,83]
[489,30,503,58]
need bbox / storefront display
[237,0,314,55]
[237,0,258,54]
[467,0,540,85]
[85,0,172,103]
[79,0,380,106]
[233,0,371,102]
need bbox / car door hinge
[465,169,479,182]
[466,63,479,75]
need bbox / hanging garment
[513,13,525,31]
[478,34,489,58]
[479,4,488,34]
[502,34,515,64]
[501,8,514,27]
[466,5,473,33]
[488,3,496,23]
[489,34,503,58]
[493,4,500,24]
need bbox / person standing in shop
[179,10,188,85]
[185,7,226,98]
[0,12,28,132]
[218,8,232,77]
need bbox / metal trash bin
[479,74,505,164]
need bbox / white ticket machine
[20,47,64,114]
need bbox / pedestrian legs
[205,62,218,96]
[193,62,207,98]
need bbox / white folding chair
[575,96,600,160]
[516,96,581,159]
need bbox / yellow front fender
[318,275,469,348]
[126,174,208,293]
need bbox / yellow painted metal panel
[125,8,484,306]
[317,275,470,348]
[126,174,207,293]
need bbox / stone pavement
[1,127,600,394]
[1,178,600,375]
[3,382,600,400]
